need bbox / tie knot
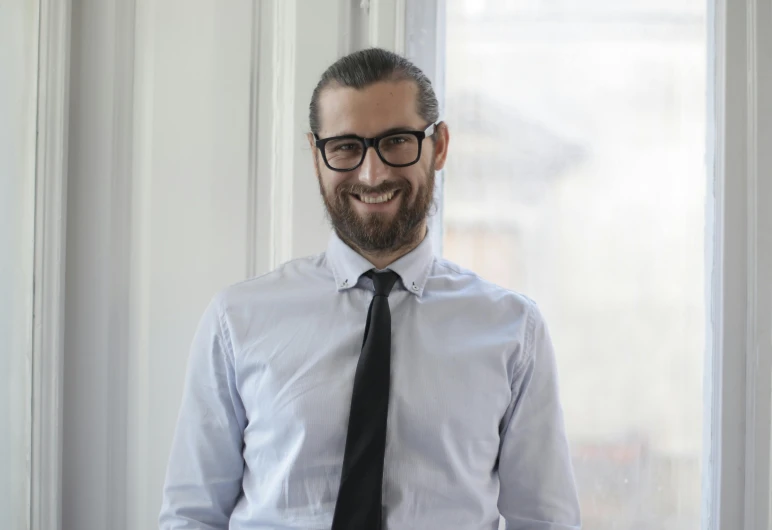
[367,270,399,297]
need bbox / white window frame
[706,0,772,528]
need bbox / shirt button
[412,283,419,291]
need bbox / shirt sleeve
[497,301,582,530]
[159,294,248,529]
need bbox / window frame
[705,0,772,528]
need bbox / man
[160,48,581,530]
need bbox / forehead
[317,80,423,137]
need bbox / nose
[357,145,389,186]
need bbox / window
[441,1,707,528]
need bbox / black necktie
[332,270,399,530]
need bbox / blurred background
[442,1,706,528]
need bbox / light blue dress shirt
[159,229,581,530]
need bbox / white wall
[0,2,39,529]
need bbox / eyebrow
[328,125,421,138]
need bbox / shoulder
[430,256,548,366]
[213,252,329,312]
[431,256,538,313]
[201,252,330,352]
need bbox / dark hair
[309,48,439,136]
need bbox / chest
[233,290,516,463]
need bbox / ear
[307,133,321,174]
[432,122,450,171]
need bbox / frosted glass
[444,1,707,528]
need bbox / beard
[317,159,436,256]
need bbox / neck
[344,223,427,270]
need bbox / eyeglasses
[313,123,438,172]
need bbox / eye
[386,136,408,145]
[331,142,359,152]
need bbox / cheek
[318,171,344,195]
[402,165,429,194]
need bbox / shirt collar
[325,228,434,297]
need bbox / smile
[352,190,401,204]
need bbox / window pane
[443,1,707,529]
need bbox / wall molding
[252,0,303,273]
[270,0,297,269]
[31,0,71,528]
[104,0,137,529]
[125,0,154,526]
[247,0,262,278]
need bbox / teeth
[360,191,396,204]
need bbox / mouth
[350,189,401,206]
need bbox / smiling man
[159,48,581,530]
[310,76,437,268]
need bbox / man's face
[310,80,448,254]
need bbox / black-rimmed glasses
[313,123,438,172]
